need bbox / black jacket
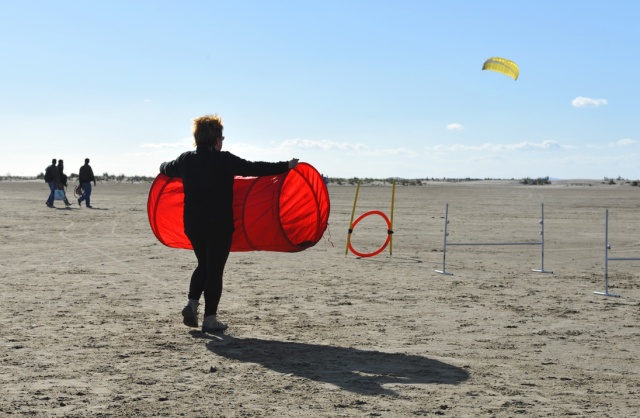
[160,146,289,236]
[79,164,95,183]
[44,164,56,182]
[57,165,67,186]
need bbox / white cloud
[280,138,423,157]
[609,138,638,147]
[231,138,420,159]
[140,138,192,148]
[426,140,572,153]
[571,96,608,107]
[508,140,565,150]
[446,123,464,131]
[278,138,369,152]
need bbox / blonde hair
[192,114,224,147]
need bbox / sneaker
[86,205,93,208]
[182,303,199,328]
[78,199,81,207]
[202,315,228,333]
[46,203,55,208]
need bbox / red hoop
[348,210,392,258]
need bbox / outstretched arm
[226,153,295,177]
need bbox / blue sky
[1,0,638,179]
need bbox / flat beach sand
[1,179,639,417]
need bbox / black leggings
[186,231,233,317]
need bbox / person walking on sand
[159,114,298,334]
[45,158,58,208]
[56,159,72,208]
[78,158,96,208]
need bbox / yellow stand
[345,181,361,255]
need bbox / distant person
[159,114,298,334]
[78,158,96,208]
[56,159,72,208]
[44,158,58,208]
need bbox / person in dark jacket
[159,114,298,333]
[56,159,72,208]
[78,158,96,208]
[45,158,57,208]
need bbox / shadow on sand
[53,206,108,211]
[205,335,469,396]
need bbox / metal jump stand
[435,203,553,275]
[595,209,638,298]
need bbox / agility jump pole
[345,181,361,255]
[594,209,638,298]
[346,180,395,257]
[435,203,553,275]
[389,181,396,255]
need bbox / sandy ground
[1,179,639,417]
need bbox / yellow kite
[482,57,519,80]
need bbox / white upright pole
[595,209,621,297]
[435,204,452,275]
[532,203,553,273]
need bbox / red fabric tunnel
[147,162,330,252]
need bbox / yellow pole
[345,181,361,255]
[389,181,396,255]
